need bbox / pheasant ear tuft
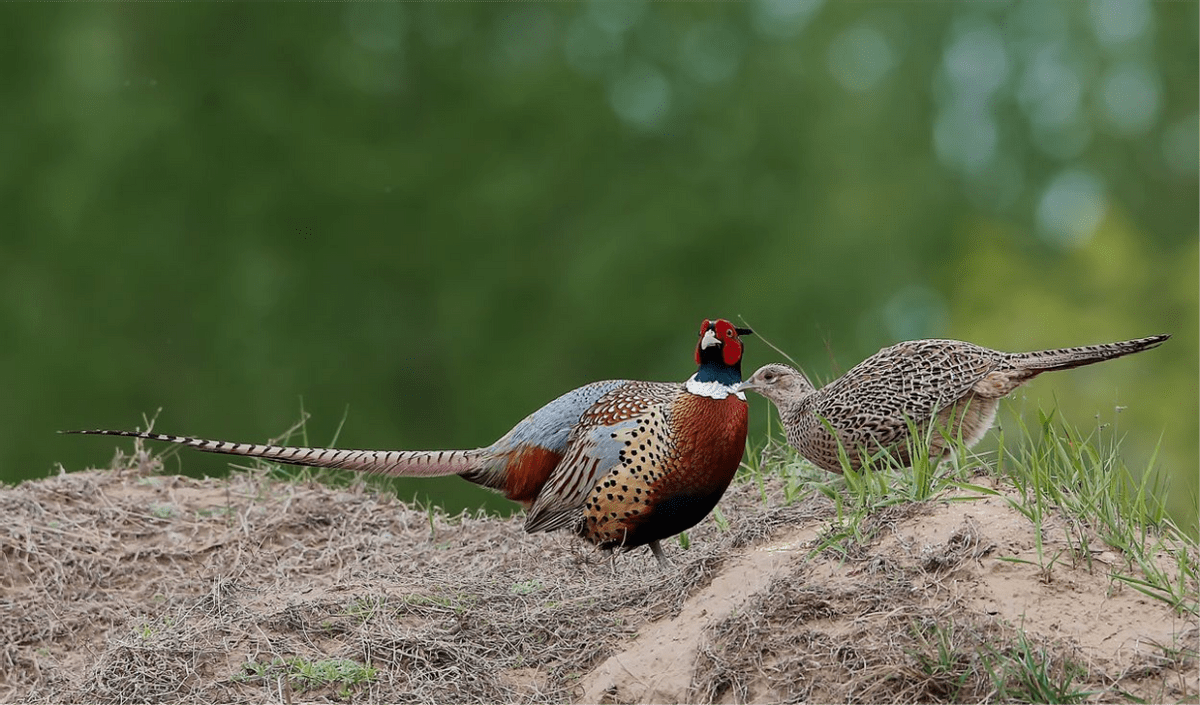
[736,327,753,336]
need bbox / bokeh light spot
[752,0,824,39]
[1100,61,1161,136]
[1018,45,1083,129]
[588,0,646,36]
[1089,0,1152,46]
[934,102,998,175]
[609,61,671,129]
[1036,169,1106,247]
[942,19,1008,103]
[679,21,742,84]
[827,25,895,93]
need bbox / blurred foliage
[1,1,1195,528]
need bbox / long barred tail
[61,429,480,478]
[1010,334,1170,373]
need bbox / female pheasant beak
[735,371,769,393]
[734,379,758,393]
[735,365,774,394]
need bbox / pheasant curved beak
[700,328,721,350]
[734,379,759,393]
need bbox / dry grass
[1,441,1196,703]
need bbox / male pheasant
[67,319,754,565]
[740,335,1168,474]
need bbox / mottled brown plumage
[741,335,1169,473]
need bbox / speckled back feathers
[744,335,1168,473]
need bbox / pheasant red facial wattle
[694,318,754,367]
[66,317,755,567]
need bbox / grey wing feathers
[522,381,679,534]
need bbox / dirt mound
[1,447,1196,703]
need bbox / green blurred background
[2,2,1196,529]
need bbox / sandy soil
[1,447,1196,703]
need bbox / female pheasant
[67,319,754,565]
[740,335,1168,474]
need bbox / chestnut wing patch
[523,382,678,535]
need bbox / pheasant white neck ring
[686,374,747,401]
